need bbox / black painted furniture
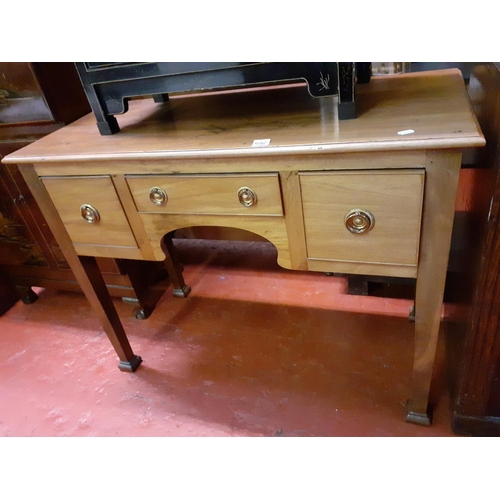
[75,62,371,135]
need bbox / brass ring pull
[238,187,257,207]
[80,204,100,224]
[149,186,168,206]
[345,209,375,234]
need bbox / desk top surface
[3,69,485,165]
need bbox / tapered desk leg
[161,234,191,298]
[18,164,142,372]
[406,150,462,425]
[79,256,142,372]
[117,259,169,320]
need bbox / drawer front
[42,176,138,248]
[300,170,424,266]
[126,173,283,216]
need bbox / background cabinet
[450,63,500,435]
[0,63,166,317]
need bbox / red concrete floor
[0,239,460,437]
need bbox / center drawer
[126,173,283,216]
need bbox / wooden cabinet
[450,63,500,435]
[3,69,484,426]
[0,63,167,317]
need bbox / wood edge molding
[3,138,485,165]
[307,258,418,278]
[73,244,145,260]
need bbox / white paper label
[252,139,271,147]
[397,129,415,136]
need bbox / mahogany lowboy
[2,69,485,426]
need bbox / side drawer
[126,173,283,216]
[41,176,138,249]
[300,169,425,267]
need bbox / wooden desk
[2,69,485,426]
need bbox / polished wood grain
[3,69,484,166]
[279,171,308,270]
[160,234,191,298]
[41,176,138,248]
[452,63,500,436]
[126,173,283,216]
[32,151,429,177]
[300,170,424,269]
[0,63,158,309]
[139,213,292,268]
[406,150,463,425]
[73,245,144,260]
[3,70,486,426]
[307,259,418,279]
[110,174,158,260]
[18,165,142,371]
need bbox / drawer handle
[150,187,168,206]
[345,209,375,234]
[80,204,100,224]
[238,187,257,207]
